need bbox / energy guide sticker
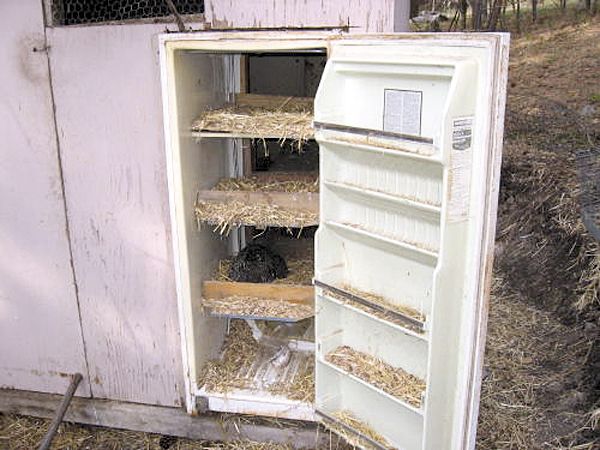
[449,116,475,221]
[452,117,474,150]
[383,89,422,136]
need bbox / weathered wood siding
[204,0,409,32]
[47,24,186,406]
[0,1,90,396]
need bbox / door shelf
[317,290,428,340]
[316,359,424,449]
[317,409,394,450]
[191,93,314,141]
[201,280,314,322]
[325,220,438,265]
[324,180,441,216]
[315,280,426,333]
[316,127,440,162]
[318,358,425,415]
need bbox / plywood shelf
[191,93,314,141]
[201,280,314,322]
[195,190,319,230]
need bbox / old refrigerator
[159,31,509,450]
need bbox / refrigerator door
[314,33,509,450]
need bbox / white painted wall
[47,23,187,406]
[204,0,410,32]
[0,0,90,396]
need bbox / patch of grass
[589,93,600,104]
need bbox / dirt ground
[1,10,600,450]
[477,11,600,450]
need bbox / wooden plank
[203,0,408,33]
[239,55,249,93]
[0,0,90,396]
[202,280,314,304]
[192,131,315,139]
[0,388,324,449]
[197,190,319,214]
[249,171,319,181]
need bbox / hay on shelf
[336,284,425,322]
[330,291,424,334]
[269,357,315,403]
[199,320,260,393]
[195,200,318,235]
[213,176,319,193]
[326,345,425,408]
[199,320,315,403]
[191,95,314,145]
[323,410,393,450]
[202,296,313,321]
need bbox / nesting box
[160,31,509,449]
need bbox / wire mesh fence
[47,0,204,26]
[576,147,600,241]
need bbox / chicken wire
[47,0,204,26]
[576,147,600,241]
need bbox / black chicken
[228,244,288,283]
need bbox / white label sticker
[452,117,474,151]
[383,89,422,136]
[448,116,475,221]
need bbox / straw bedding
[202,296,313,321]
[475,18,600,448]
[322,411,392,450]
[195,200,318,235]
[0,413,294,450]
[191,97,314,144]
[199,320,315,403]
[342,285,425,322]
[326,346,425,408]
[200,320,260,393]
[213,176,319,194]
[269,357,315,403]
[333,293,424,334]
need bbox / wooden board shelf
[201,280,315,322]
[198,190,318,212]
[195,190,319,230]
[191,94,314,141]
